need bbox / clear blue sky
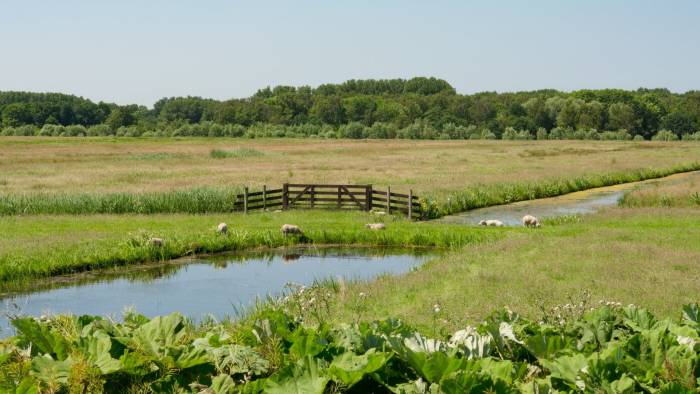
[1,0,698,106]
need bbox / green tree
[607,102,637,131]
[105,107,136,130]
[1,103,33,127]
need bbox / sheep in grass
[280,224,303,236]
[216,222,228,234]
[365,223,386,230]
[149,237,164,247]
[478,219,504,227]
[522,215,541,228]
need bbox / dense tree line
[2,77,700,140]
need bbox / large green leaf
[79,331,121,374]
[540,353,587,390]
[265,356,329,394]
[524,334,574,360]
[288,328,328,359]
[15,377,40,394]
[329,348,392,387]
[622,306,657,332]
[12,318,69,360]
[209,374,236,394]
[30,354,71,384]
[681,304,699,329]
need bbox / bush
[502,127,532,140]
[338,122,367,139]
[64,125,87,137]
[87,124,114,136]
[38,124,64,136]
[536,127,548,140]
[681,131,700,141]
[652,129,679,141]
[0,125,38,136]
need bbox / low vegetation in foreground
[1,302,698,393]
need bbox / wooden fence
[233,184,421,219]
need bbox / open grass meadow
[2,137,700,194]
[2,137,700,216]
[2,137,699,392]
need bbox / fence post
[263,185,267,210]
[282,183,289,210]
[310,186,315,208]
[366,185,373,211]
[337,186,341,209]
[386,186,391,214]
[408,189,413,220]
[243,186,248,214]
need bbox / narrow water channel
[438,170,700,226]
[0,247,434,336]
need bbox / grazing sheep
[522,215,541,228]
[365,223,386,230]
[217,223,228,234]
[478,219,504,227]
[280,224,303,236]
[149,237,164,247]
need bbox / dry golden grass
[2,137,700,194]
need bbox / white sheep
[365,223,386,230]
[217,223,228,234]
[280,224,303,236]
[478,219,504,227]
[522,215,541,228]
[149,237,164,247]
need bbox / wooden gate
[234,183,420,219]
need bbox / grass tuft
[210,147,265,158]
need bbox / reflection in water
[283,253,301,262]
[0,247,434,336]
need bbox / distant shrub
[64,125,87,137]
[87,124,113,136]
[338,122,367,139]
[652,129,679,141]
[633,134,645,141]
[0,125,38,136]
[502,127,532,140]
[681,131,700,141]
[38,124,64,136]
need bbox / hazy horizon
[2,0,699,106]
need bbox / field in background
[2,137,700,195]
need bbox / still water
[0,247,433,335]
